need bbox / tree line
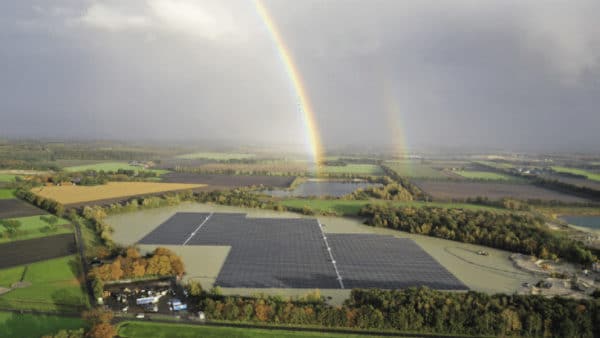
[89,247,185,299]
[359,204,596,265]
[380,164,427,200]
[194,286,599,337]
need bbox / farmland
[176,152,256,160]
[192,161,311,175]
[0,234,77,269]
[552,166,600,182]
[413,180,590,202]
[0,215,71,244]
[0,312,84,338]
[0,255,89,312]
[317,164,383,175]
[118,322,384,338]
[268,181,380,198]
[162,172,294,188]
[64,161,169,175]
[0,199,46,219]
[0,188,14,199]
[0,174,15,182]
[31,182,205,205]
[454,170,516,181]
[385,161,447,179]
[542,174,600,191]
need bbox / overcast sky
[0,0,599,152]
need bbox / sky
[0,0,599,153]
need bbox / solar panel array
[138,212,211,245]
[139,212,466,290]
[327,234,467,290]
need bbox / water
[266,181,380,198]
[561,215,600,230]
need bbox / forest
[359,204,596,265]
[195,286,599,337]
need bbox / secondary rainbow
[382,77,411,165]
[254,0,324,165]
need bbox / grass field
[118,322,384,338]
[31,182,205,205]
[0,189,15,199]
[64,161,169,175]
[0,255,89,312]
[385,161,447,179]
[0,215,71,244]
[317,164,383,176]
[455,171,516,181]
[280,199,497,216]
[476,161,515,169]
[176,152,256,160]
[0,311,84,338]
[552,166,600,182]
[0,174,15,182]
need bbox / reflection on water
[561,215,600,230]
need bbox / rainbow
[382,78,410,161]
[254,0,324,165]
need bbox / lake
[267,180,380,198]
[561,215,600,231]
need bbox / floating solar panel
[137,212,467,290]
[327,234,467,290]
[138,212,210,245]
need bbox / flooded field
[267,180,380,197]
[107,202,536,297]
[562,215,600,231]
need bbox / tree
[0,219,21,234]
[41,215,59,225]
[92,278,104,300]
[109,260,123,281]
[86,323,116,338]
[83,309,113,324]
[187,280,203,296]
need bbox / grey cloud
[0,0,599,152]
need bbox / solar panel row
[139,212,467,290]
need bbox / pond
[266,180,381,198]
[561,215,600,231]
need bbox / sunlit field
[31,182,204,205]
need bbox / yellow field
[31,182,205,205]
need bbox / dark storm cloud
[0,0,599,152]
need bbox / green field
[0,255,89,312]
[280,199,496,216]
[0,215,72,244]
[318,164,383,176]
[0,189,15,199]
[0,174,16,182]
[455,171,516,181]
[64,162,169,175]
[385,161,446,179]
[0,312,84,338]
[118,322,384,338]
[552,166,600,182]
[176,152,256,160]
